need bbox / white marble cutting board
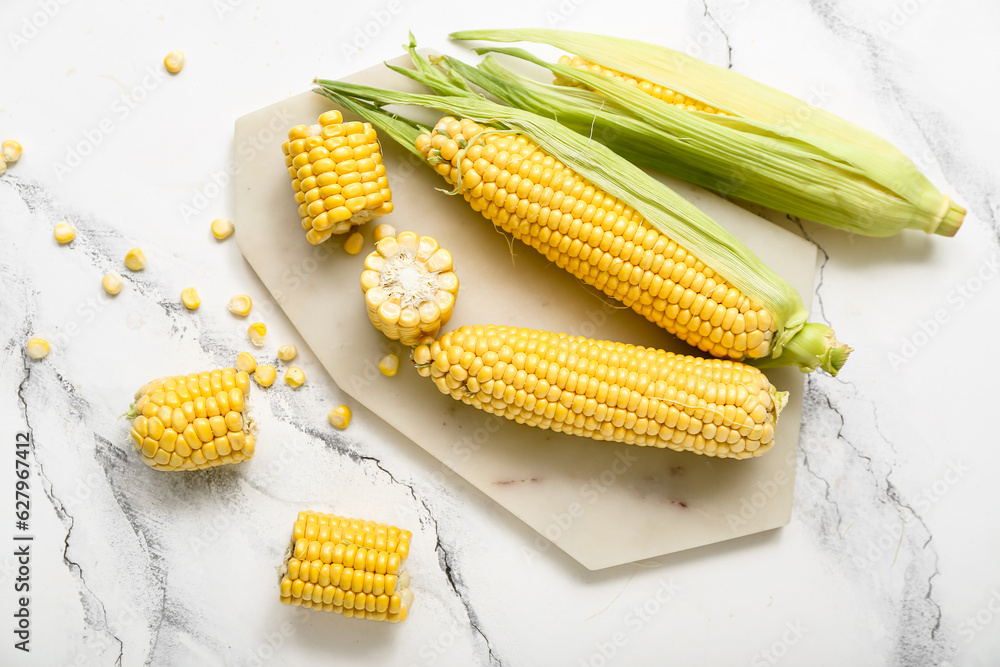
[233,55,818,570]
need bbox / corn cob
[314,80,849,374]
[361,231,459,346]
[127,368,256,470]
[281,110,393,245]
[279,511,414,622]
[414,324,785,459]
[448,29,965,237]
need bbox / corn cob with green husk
[441,29,964,238]
[313,79,849,374]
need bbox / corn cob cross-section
[279,511,414,622]
[417,117,777,362]
[414,325,785,459]
[128,368,255,471]
[361,231,459,346]
[282,110,393,245]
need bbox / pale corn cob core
[281,110,393,245]
[554,55,730,115]
[414,325,785,459]
[128,368,256,471]
[361,231,459,346]
[416,117,777,361]
[279,511,414,622]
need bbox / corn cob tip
[932,197,965,237]
[759,323,851,376]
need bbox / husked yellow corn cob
[416,117,776,361]
[361,231,459,346]
[555,55,729,115]
[282,111,393,245]
[414,324,785,459]
[279,511,414,622]
[128,368,255,470]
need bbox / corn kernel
[328,405,351,429]
[124,248,146,271]
[344,231,364,255]
[181,287,200,310]
[102,273,124,295]
[228,294,252,316]
[248,322,266,347]
[373,224,396,242]
[0,158,6,177]
[254,365,276,387]
[236,352,257,373]
[285,366,305,387]
[2,140,22,164]
[211,218,234,239]
[53,222,75,244]
[277,345,297,361]
[164,50,184,74]
[26,338,49,360]
[378,354,399,377]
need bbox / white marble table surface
[2,1,998,665]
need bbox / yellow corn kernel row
[282,111,393,245]
[416,117,775,361]
[279,511,413,622]
[361,231,459,346]
[129,368,255,470]
[555,55,728,115]
[414,325,784,459]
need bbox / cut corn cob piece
[181,287,200,310]
[277,345,297,361]
[449,29,965,238]
[328,405,351,428]
[313,81,849,374]
[126,368,256,471]
[54,222,76,244]
[26,338,50,360]
[278,511,414,622]
[281,110,393,245]
[361,231,459,346]
[211,218,234,239]
[415,324,785,459]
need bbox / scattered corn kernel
[236,352,257,373]
[2,140,22,164]
[378,354,399,377]
[228,294,252,316]
[277,345,297,361]
[181,287,200,309]
[248,322,266,347]
[284,366,305,387]
[373,223,396,242]
[124,248,146,271]
[26,338,50,360]
[102,273,124,295]
[211,218,234,239]
[254,364,276,387]
[344,231,364,255]
[0,158,6,177]
[164,50,185,74]
[327,404,352,429]
[53,222,76,244]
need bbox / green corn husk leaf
[449,28,965,238]
[314,78,850,374]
